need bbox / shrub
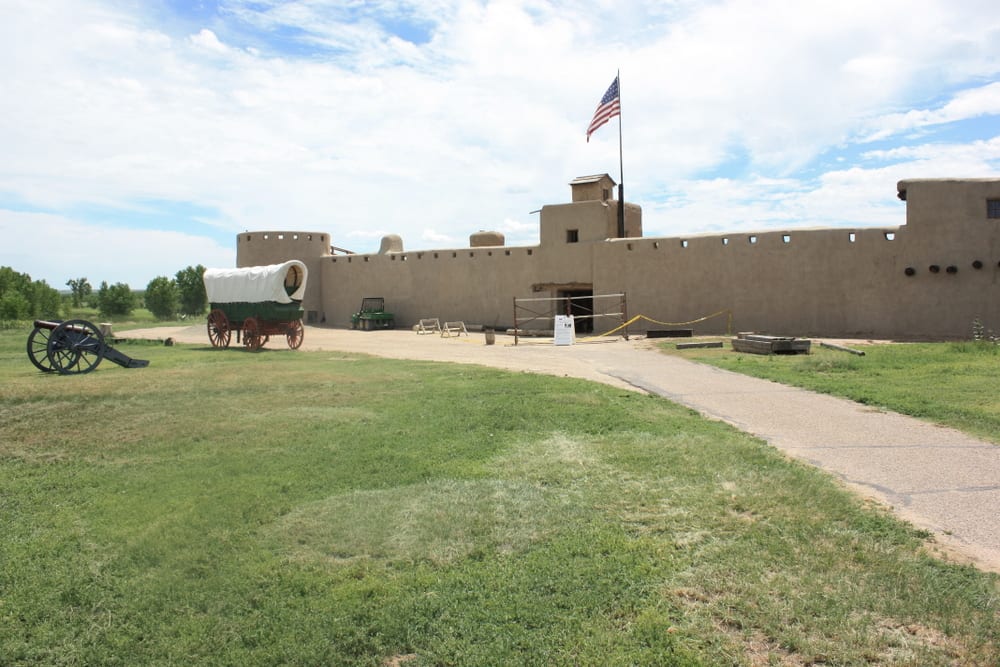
[96,281,136,318]
[175,265,207,316]
[145,276,179,320]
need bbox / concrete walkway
[123,326,1000,572]
[569,342,1000,573]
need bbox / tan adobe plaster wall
[231,179,1000,338]
[236,231,328,320]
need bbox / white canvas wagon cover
[203,260,308,304]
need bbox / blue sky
[2,0,999,289]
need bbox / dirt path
[124,324,657,391]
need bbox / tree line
[0,265,208,321]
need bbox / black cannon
[27,319,149,375]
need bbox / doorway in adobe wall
[557,288,594,334]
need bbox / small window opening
[722,237,729,246]
[849,232,856,243]
[884,232,896,241]
[749,235,757,244]
[681,239,689,248]
[566,229,579,243]
[782,234,791,243]
[987,199,1000,218]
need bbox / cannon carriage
[27,319,149,374]
[203,261,308,352]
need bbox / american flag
[586,76,620,142]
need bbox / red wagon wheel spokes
[47,319,105,375]
[243,316,263,352]
[286,319,304,349]
[26,325,57,372]
[207,308,231,348]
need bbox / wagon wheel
[47,319,105,375]
[207,308,231,348]
[26,324,57,372]
[286,319,304,349]
[243,316,263,352]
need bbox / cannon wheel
[26,325,58,372]
[286,320,304,349]
[243,317,263,352]
[47,319,105,375]
[207,309,231,348]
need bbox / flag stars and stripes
[586,76,620,142]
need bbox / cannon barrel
[33,319,90,333]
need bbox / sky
[2,0,1000,290]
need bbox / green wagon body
[210,301,304,324]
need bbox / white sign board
[554,315,576,346]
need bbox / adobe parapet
[236,231,330,268]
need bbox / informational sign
[554,315,575,346]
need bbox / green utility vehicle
[351,297,395,330]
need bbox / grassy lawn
[659,338,1000,445]
[1,328,998,665]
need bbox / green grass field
[1,328,998,665]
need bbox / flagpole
[616,70,625,238]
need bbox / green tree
[65,277,92,308]
[175,264,208,316]
[0,291,30,319]
[144,276,178,320]
[31,280,62,319]
[0,266,61,320]
[96,281,136,318]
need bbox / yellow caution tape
[581,310,733,340]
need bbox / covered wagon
[203,260,307,351]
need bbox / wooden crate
[731,333,811,355]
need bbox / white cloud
[860,82,1000,142]
[189,28,229,54]
[0,0,999,287]
[0,210,235,288]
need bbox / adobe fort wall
[231,177,1000,339]
[236,231,328,322]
